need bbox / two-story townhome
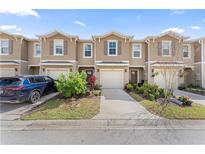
[37,31,79,79]
[192,37,205,88]
[145,31,195,89]
[0,31,31,77]
[91,32,146,89]
[0,30,204,89]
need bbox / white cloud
[0,25,23,32]
[0,9,39,17]
[0,25,17,31]
[72,21,86,27]
[190,26,201,30]
[170,10,186,15]
[16,28,22,31]
[12,32,21,35]
[162,27,185,34]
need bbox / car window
[44,76,53,82]
[0,78,21,86]
[29,77,45,83]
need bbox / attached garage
[0,68,16,77]
[154,69,178,90]
[46,69,69,79]
[100,69,124,89]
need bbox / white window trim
[132,43,142,59]
[107,40,118,56]
[183,44,191,59]
[161,40,172,57]
[54,39,64,56]
[34,43,41,57]
[83,43,93,58]
[0,39,9,55]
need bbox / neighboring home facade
[0,30,204,89]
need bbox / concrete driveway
[93,89,161,120]
[174,90,205,105]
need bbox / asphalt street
[1,128,205,144]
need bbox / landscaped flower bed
[178,84,205,96]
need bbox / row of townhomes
[0,30,204,89]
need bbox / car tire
[29,90,41,104]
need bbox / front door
[131,70,138,83]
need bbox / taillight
[4,86,25,91]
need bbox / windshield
[0,78,22,87]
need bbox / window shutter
[157,42,162,56]
[104,41,107,55]
[118,41,121,55]
[171,41,176,56]
[64,40,68,55]
[9,40,13,55]
[50,40,54,55]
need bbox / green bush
[135,83,172,101]
[94,84,102,90]
[92,90,101,96]
[56,71,87,98]
[125,83,134,91]
[178,96,193,106]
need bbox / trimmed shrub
[88,75,96,91]
[56,71,87,98]
[94,84,102,90]
[125,83,134,91]
[92,90,101,96]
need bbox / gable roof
[92,31,134,40]
[0,31,38,41]
[146,31,189,40]
[37,30,79,39]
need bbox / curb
[1,119,205,131]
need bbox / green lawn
[22,96,100,120]
[129,92,205,120]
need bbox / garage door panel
[0,68,15,77]
[46,69,69,79]
[100,70,123,89]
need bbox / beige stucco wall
[77,41,94,65]
[41,34,77,61]
[0,33,21,60]
[149,35,183,62]
[95,34,130,61]
[193,41,201,62]
[19,61,29,75]
[28,41,40,65]
[129,42,146,66]
[20,39,28,61]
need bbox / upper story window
[183,44,191,58]
[54,39,64,56]
[162,41,171,56]
[34,43,41,57]
[108,40,118,56]
[0,39,9,55]
[83,43,92,58]
[132,44,142,58]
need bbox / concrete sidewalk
[174,90,205,105]
[0,92,59,121]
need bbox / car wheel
[29,91,41,104]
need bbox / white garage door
[100,69,124,89]
[46,69,69,79]
[0,68,15,77]
[154,69,178,90]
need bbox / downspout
[146,39,151,83]
[199,39,204,87]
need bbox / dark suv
[0,75,57,103]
